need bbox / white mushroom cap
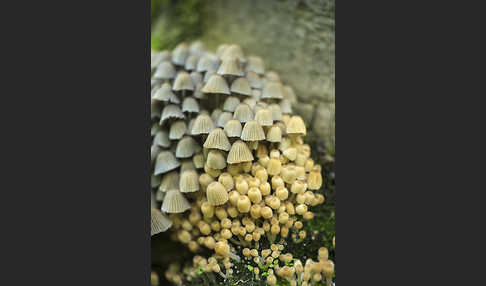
[227,140,254,164]
[179,169,200,193]
[203,128,231,151]
[154,151,180,175]
[154,130,171,147]
[171,43,190,66]
[233,103,254,123]
[182,97,200,113]
[161,189,191,213]
[160,104,185,125]
[176,136,202,158]
[153,61,176,80]
[262,82,284,99]
[172,71,195,91]
[223,96,241,112]
[224,119,242,138]
[169,120,187,140]
[217,112,233,128]
[191,114,215,135]
[202,75,230,95]
[230,77,252,96]
[151,208,173,235]
[241,120,266,141]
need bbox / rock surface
[152,0,335,154]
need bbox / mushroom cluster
[151,42,332,285]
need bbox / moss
[150,0,205,51]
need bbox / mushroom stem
[215,269,227,279]
[228,251,241,262]
[325,275,333,286]
[266,232,277,244]
[229,238,243,246]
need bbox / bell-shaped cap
[266,125,282,143]
[245,56,265,75]
[191,114,215,135]
[193,82,207,99]
[168,120,186,140]
[197,55,219,72]
[217,57,244,77]
[202,75,230,95]
[203,69,217,83]
[255,108,273,126]
[223,96,241,112]
[230,77,252,96]
[217,112,233,128]
[153,61,176,80]
[152,83,175,102]
[190,71,203,87]
[184,54,199,71]
[243,98,257,109]
[220,44,245,63]
[176,136,202,158]
[179,169,200,193]
[160,104,185,125]
[224,119,242,138]
[151,208,173,235]
[203,128,231,151]
[159,171,180,192]
[241,120,265,141]
[172,71,195,91]
[161,189,191,213]
[211,108,223,122]
[154,130,171,148]
[246,71,263,89]
[171,43,190,66]
[252,89,262,101]
[182,97,199,113]
[280,99,292,114]
[268,104,283,121]
[206,150,227,170]
[262,82,284,99]
[286,115,307,136]
[206,182,229,206]
[192,153,205,169]
[154,151,180,175]
[233,103,254,123]
[227,140,254,164]
[180,160,196,173]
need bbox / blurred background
[151,0,335,158]
[151,1,335,284]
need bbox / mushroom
[206,181,229,206]
[204,128,231,151]
[151,208,173,235]
[230,77,253,96]
[154,151,180,175]
[161,189,191,213]
[233,103,254,123]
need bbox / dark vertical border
[2,0,150,284]
[339,1,483,285]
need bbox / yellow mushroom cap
[206,181,229,206]
[227,140,254,164]
[241,120,265,141]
